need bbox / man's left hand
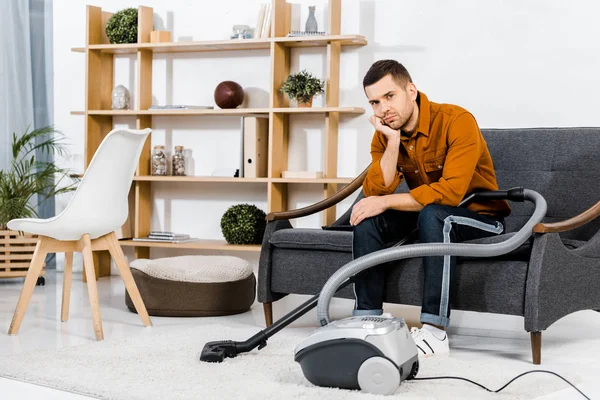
[350,196,387,226]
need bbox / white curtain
[0,0,35,170]
[0,0,54,266]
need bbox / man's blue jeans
[351,204,505,327]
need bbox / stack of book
[133,231,199,243]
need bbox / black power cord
[412,370,589,399]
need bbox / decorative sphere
[220,204,266,245]
[214,81,244,109]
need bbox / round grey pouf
[125,255,255,317]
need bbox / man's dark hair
[363,60,413,89]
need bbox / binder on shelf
[255,4,267,38]
[242,116,269,178]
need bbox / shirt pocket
[423,155,445,183]
[399,162,422,188]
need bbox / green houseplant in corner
[279,69,325,107]
[0,126,78,281]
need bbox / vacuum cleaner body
[294,316,419,394]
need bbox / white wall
[53,0,600,332]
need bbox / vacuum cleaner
[201,187,548,395]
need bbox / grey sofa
[258,128,600,364]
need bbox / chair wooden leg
[263,302,273,327]
[61,252,74,322]
[8,237,49,335]
[531,331,542,365]
[105,232,152,327]
[81,234,104,341]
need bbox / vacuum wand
[200,280,352,362]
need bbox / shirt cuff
[366,161,401,195]
[409,184,442,206]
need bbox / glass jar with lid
[172,145,186,176]
[151,145,168,176]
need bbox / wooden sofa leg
[531,332,542,365]
[263,302,273,327]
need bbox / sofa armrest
[533,199,600,233]
[525,231,600,332]
[265,165,369,221]
[257,219,293,303]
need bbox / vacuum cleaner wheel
[357,356,401,395]
[406,360,419,380]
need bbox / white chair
[7,127,153,340]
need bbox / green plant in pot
[0,126,78,231]
[220,204,266,245]
[279,69,325,107]
[105,7,139,44]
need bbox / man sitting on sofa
[350,59,511,357]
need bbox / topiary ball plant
[221,204,267,245]
[105,8,138,44]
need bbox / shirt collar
[416,91,430,137]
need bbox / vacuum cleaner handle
[459,187,525,208]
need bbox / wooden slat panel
[0,238,40,244]
[137,6,154,44]
[0,262,32,269]
[135,182,152,239]
[268,112,289,179]
[100,53,114,110]
[268,182,287,214]
[0,246,37,252]
[270,42,291,108]
[100,11,113,45]
[86,6,102,45]
[329,0,341,36]
[0,254,34,261]
[84,115,111,169]
[271,0,287,38]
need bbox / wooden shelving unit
[74,1,367,269]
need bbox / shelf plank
[133,176,269,183]
[271,178,353,184]
[119,239,261,252]
[272,107,364,114]
[70,107,364,116]
[132,176,353,184]
[71,35,367,54]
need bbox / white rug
[0,324,583,400]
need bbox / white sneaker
[410,327,449,358]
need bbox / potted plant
[279,69,325,107]
[0,126,77,281]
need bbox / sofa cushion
[270,248,528,316]
[269,228,353,253]
[463,232,532,261]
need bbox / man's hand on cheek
[350,196,387,226]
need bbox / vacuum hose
[316,189,547,326]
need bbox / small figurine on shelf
[172,146,186,176]
[151,145,168,176]
[112,85,130,110]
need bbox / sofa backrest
[335,128,600,241]
[482,128,600,240]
